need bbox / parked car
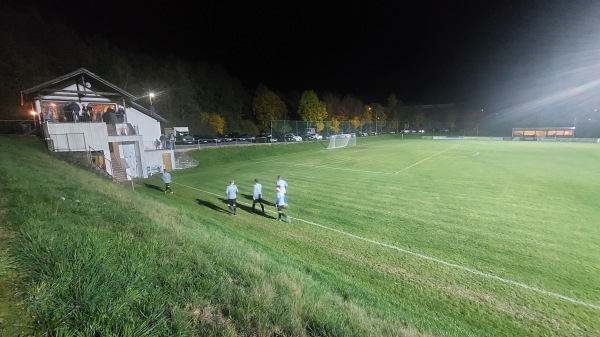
[220,134,233,142]
[307,133,323,140]
[284,133,303,142]
[223,132,246,142]
[196,135,221,143]
[223,132,242,141]
[194,135,212,144]
[255,133,277,143]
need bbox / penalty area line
[172,181,599,310]
[395,144,460,174]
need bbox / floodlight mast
[149,92,155,107]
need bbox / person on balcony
[160,134,167,149]
[67,102,80,122]
[116,108,125,123]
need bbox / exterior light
[30,110,37,129]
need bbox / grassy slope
[0,136,420,336]
[1,135,599,336]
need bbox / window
[40,101,117,123]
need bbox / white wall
[45,122,110,153]
[125,107,163,150]
[145,150,175,173]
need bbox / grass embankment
[0,136,419,337]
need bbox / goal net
[327,134,357,149]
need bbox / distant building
[512,127,575,139]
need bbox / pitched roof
[21,68,168,123]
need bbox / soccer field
[142,136,600,335]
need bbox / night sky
[13,0,600,108]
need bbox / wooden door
[162,153,172,171]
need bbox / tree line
[0,3,460,136]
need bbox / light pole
[376,113,379,135]
[368,106,377,135]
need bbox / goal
[327,134,357,149]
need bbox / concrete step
[174,151,198,170]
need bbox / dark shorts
[277,205,286,211]
[228,198,236,205]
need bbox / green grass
[1,135,599,336]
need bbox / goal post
[327,134,357,149]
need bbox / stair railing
[87,145,135,191]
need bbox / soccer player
[276,175,288,195]
[252,178,265,213]
[225,179,239,215]
[275,185,290,222]
[161,169,173,194]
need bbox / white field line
[395,144,461,174]
[442,152,480,158]
[173,181,600,310]
[266,162,392,174]
[353,144,396,150]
